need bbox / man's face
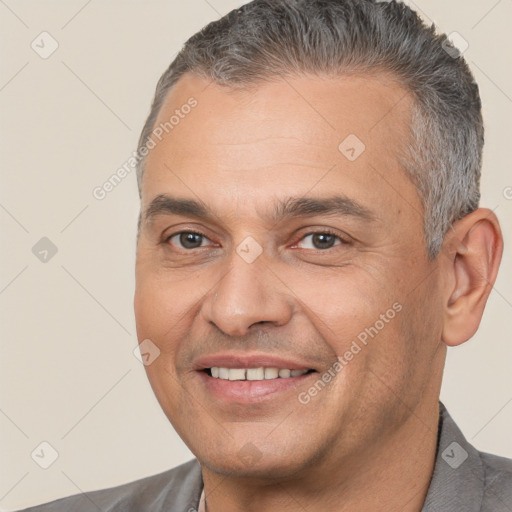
[134,73,445,478]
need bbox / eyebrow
[142,193,375,228]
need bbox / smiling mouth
[204,367,316,381]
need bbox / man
[19,0,511,510]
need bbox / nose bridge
[205,248,292,336]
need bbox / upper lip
[193,352,317,372]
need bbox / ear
[441,208,503,347]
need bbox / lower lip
[197,371,315,402]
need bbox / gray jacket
[17,402,512,511]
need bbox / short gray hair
[136,0,483,258]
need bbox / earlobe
[441,209,503,347]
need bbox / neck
[201,397,440,512]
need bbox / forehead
[141,72,418,221]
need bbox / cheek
[134,277,195,421]
[293,268,412,404]
[292,267,397,352]
[134,279,164,339]
[133,289,175,403]
[134,275,190,352]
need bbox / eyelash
[163,228,350,251]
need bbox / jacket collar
[421,401,484,511]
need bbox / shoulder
[479,450,512,511]
[422,402,512,512]
[16,459,202,512]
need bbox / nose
[202,251,294,337]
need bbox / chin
[203,456,307,480]
[196,440,316,481]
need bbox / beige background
[0,0,511,509]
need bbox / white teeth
[209,367,309,381]
[218,367,229,380]
[228,368,246,381]
[247,367,264,380]
[264,367,279,379]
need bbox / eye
[296,231,346,250]
[166,231,211,250]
